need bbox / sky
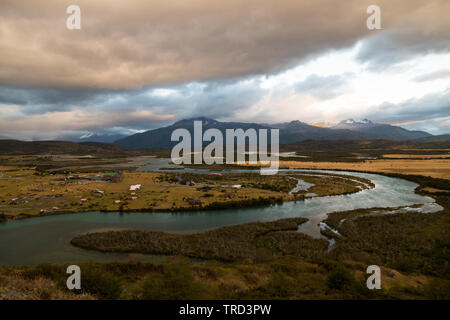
[0,0,449,140]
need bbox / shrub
[326,265,354,290]
[81,267,122,300]
[139,263,204,300]
[424,279,450,300]
[261,273,296,298]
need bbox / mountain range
[56,133,128,144]
[332,119,431,141]
[114,117,433,149]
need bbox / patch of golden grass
[274,159,450,180]
[422,187,450,193]
[0,169,291,216]
[0,165,377,217]
[0,274,93,300]
[383,154,450,159]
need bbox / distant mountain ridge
[57,133,128,143]
[115,117,271,149]
[333,119,430,141]
[0,140,129,155]
[115,117,434,149]
[414,134,450,143]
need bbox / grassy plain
[272,158,450,179]
[0,164,369,219]
[382,154,450,159]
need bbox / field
[274,141,450,179]
[382,154,450,159]
[273,158,450,179]
[0,162,370,219]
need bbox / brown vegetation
[71,218,328,262]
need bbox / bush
[20,263,66,284]
[81,267,122,300]
[139,263,204,300]
[424,279,450,300]
[326,265,354,290]
[261,273,296,298]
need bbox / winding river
[0,169,442,266]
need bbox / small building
[129,184,141,191]
[224,193,234,199]
[103,172,122,183]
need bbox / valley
[0,121,449,300]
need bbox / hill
[115,117,434,149]
[0,140,129,155]
[115,117,271,149]
[414,134,450,143]
[281,139,450,152]
[333,119,430,140]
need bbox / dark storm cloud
[1,0,449,139]
[0,77,266,121]
[366,88,450,123]
[0,86,117,113]
[355,1,450,69]
[0,78,268,139]
[1,0,448,89]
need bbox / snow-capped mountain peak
[79,132,94,139]
[341,118,373,125]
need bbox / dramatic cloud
[1,0,448,89]
[0,78,268,139]
[0,107,173,140]
[366,89,450,124]
[356,1,450,69]
[0,0,449,139]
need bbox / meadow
[0,163,369,219]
